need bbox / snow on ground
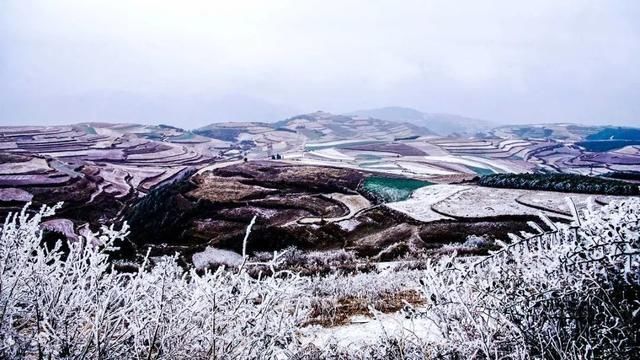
[498,139,531,151]
[437,141,491,147]
[97,167,131,197]
[0,158,50,174]
[385,184,469,222]
[281,152,304,159]
[0,142,17,150]
[0,188,33,202]
[337,218,360,231]
[342,150,400,158]
[196,160,245,175]
[424,155,493,171]
[433,187,534,218]
[458,156,500,168]
[424,155,517,173]
[517,192,633,215]
[359,162,399,169]
[252,208,279,219]
[432,187,579,220]
[305,139,378,149]
[308,148,355,161]
[406,141,450,156]
[613,145,640,156]
[88,182,108,203]
[498,139,528,147]
[387,185,615,223]
[192,247,243,270]
[396,161,458,176]
[301,312,441,350]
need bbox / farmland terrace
[1,116,639,266]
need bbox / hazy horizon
[2,1,639,127]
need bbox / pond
[362,176,432,202]
[465,165,495,175]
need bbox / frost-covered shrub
[463,234,492,248]
[435,236,493,256]
[418,198,640,359]
[0,203,308,359]
[2,198,638,359]
[251,247,373,276]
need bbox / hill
[347,106,493,135]
[195,111,434,144]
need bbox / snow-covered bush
[1,198,638,359]
[463,234,493,248]
[0,203,308,359]
[250,247,373,276]
[418,198,640,359]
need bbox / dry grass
[305,289,425,327]
[187,173,275,202]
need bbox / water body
[363,176,432,202]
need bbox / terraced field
[2,114,639,265]
[386,184,632,224]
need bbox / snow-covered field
[423,155,515,173]
[432,187,544,218]
[308,148,356,161]
[305,139,378,149]
[386,184,634,223]
[396,161,458,176]
[385,184,468,222]
[0,157,50,174]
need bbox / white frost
[192,246,243,270]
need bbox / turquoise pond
[465,165,496,175]
[362,176,432,202]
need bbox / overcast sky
[1,0,639,127]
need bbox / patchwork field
[1,113,638,266]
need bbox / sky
[1,0,639,127]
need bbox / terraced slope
[2,117,639,266]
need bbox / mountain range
[348,106,493,136]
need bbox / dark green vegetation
[577,127,640,152]
[275,127,297,133]
[125,178,197,248]
[585,127,640,141]
[123,162,368,260]
[393,135,420,141]
[513,127,553,138]
[362,176,432,202]
[193,128,242,141]
[158,124,185,132]
[602,171,640,182]
[576,140,640,152]
[478,173,640,195]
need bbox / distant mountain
[347,106,493,136]
[196,111,434,143]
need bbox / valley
[1,112,639,266]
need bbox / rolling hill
[348,106,493,136]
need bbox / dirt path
[298,193,372,224]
